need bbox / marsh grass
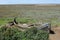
[0,26,49,40]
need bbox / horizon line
[0,4,60,5]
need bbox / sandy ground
[49,26,60,40]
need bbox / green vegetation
[17,18,37,23]
[0,5,60,26]
[0,18,37,25]
[0,18,13,25]
[0,4,60,40]
[0,26,49,40]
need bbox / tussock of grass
[0,26,49,40]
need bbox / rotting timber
[0,17,55,34]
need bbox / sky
[0,0,60,4]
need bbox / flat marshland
[0,4,60,40]
[0,4,60,26]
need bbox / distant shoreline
[0,4,60,6]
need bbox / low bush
[0,26,49,40]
